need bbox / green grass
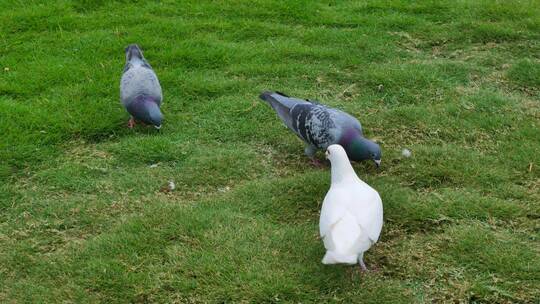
[1,0,539,302]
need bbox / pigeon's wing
[349,184,383,243]
[332,108,363,135]
[306,99,322,105]
[319,187,348,237]
[260,92,342,148]
[290,103,337,148]
[260,91,311,130]
[122,63,131,74]
[147,69,163,105]
[121,66,162,106]
[307,99,361,133]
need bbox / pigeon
[319,144,383,271]
[120,44,163,129]
[259,91,381,166]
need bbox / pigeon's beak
[373,159,381,168]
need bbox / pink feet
[310,158,325,168]
[127,117,136,128]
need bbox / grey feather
[260,91,381,163]
[259,91,310,130]
[260,91,360,149]
[120,44,163,127]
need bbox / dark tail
[259,91,273,102]
[125,44,144,61]
[259,91,299,130]
[259,91,291,102]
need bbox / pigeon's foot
[359,260,368,273]
[358,255,369,273]
[127,117,136,128]
[359,264,380,275]
[310,158,325,168]
[369,264,380,273]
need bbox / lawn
[1,0,539,303]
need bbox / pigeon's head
[146,103,163,129]
[325,144,349,163]
[326,145,359,183]
[127,97,163,129]
[347,137,382,167]
[125,44,145,62]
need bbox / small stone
[402,148,412,158]
[218,186,231,193]
[159,180,175,193]
[3,67,9,72]
[149,163,159,168]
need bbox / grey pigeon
[259,91,381,166]
[120,44,163,129]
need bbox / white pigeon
[319,144,383,270]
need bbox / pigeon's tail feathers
[259,91,296,129]
[260,90,290,100]
[259,91,278,102]
[259,91,304,108]
[126,95,163,127]
[259,91,273,102]
[322,251,358,265]
[320,211,371,265]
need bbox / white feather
[319,145,383,266]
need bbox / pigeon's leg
[310,158,324,167]
[127,117,136,128]
[305,145,323,167]
[358,253,368,272]
[304,145,317,157]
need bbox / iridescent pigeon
[259,91,381,166]
[120,44,163,129]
